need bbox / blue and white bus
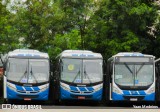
[3,49,50,102]
[105,52,155,103]
[53,50,103,103]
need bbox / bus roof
[7,49,49,59]
[112,52,154,58]
[58,50,102,59]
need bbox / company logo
[2,104,42,109]
[26,91,30,94]
[2,104,11,109]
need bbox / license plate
[24,98,31,101]
[130,98,137,101]
[78,96,85,99]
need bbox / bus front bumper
[7,87,49,101]
[112,92,155,101]
[60,87,103,101]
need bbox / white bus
[52,50,104,103]
[3,49,50,103]
[105,52,155,103]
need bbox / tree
[2,0,159,60]
[0,0,19,53]
[58,0,96,49]
[86,0,158,59]
[13,0,53,50]
[48,29,81,59]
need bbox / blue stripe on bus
[123,90,130,95]
[123,90,146,95]
[87,55,94,57]
[70,86,78,91]
[16,85,24,91]
[34,54,40,57]
[130,91,139,95]
[33,87,40,91]
[26,54,32,56]
[124,53,144,56]
[72,54,78,57]
[138,91,146,95]
[79,87,87,91]
[87,87,94,91]
[17,54,24,56]
[24,86,33,91]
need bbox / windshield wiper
[84,65,92,83]
[18,66,27,82]
[136,63,144,75]
[135,63,145,84]
[72,68,81,83]
[124,63,134,84]
[124,63,133,74]
[30,66,38,83]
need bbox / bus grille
[17,95,39,98]
[70,94,93,99]
[70,90,93,94]
[123,96,145,101]
[70,91,81,93]
[17,90,39,94]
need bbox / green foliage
[48,29,81,60]
[0,0,159,60]
[58,0,96,49]
[55,29,81,49]
[85,0,158,60]
[0,0,19,53]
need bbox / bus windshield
[114,63,154,87]
[7,58,49,83]
[61,58,103,84]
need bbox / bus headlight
[61,85,70,91]
[40,86,49,92]
[7,82,16,91]
[60,82,70,91]
[113,87,123,94]
[93,84,103,92]
[145,87,155,94]
[39,83,49,92]
[7,84,17,91]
